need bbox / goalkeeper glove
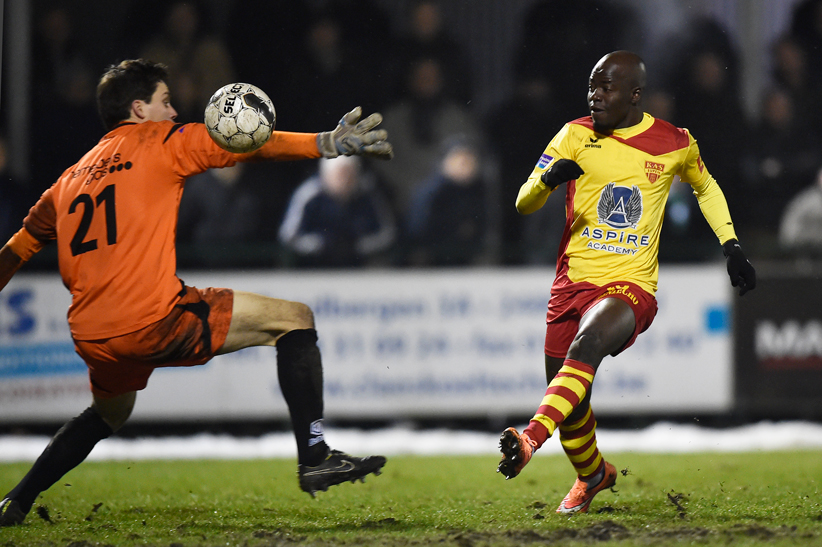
[540,159,584,190]
[317,106,394,160]
[723,239,756,296]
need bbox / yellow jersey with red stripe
[517,113,737,295]
[23,121,319,339]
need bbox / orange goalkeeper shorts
[543,280,657,359]
[74,285,234,398]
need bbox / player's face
[143,82,178,123]
[587,61,637,133]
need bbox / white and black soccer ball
[204,83,276,153]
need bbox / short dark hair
[96,59,169,130]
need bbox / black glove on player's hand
[723,239,756,296]
[540,159,584,190]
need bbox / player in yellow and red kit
[496,51,756,514]
[0,59,393,526]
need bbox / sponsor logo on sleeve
[536,153,554,169]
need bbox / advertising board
[0,267,732,422]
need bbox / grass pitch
[1,449,821,546]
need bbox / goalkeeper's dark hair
[96,59,169,130]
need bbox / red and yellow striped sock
[559,404,604,479]
[523,359,595,447]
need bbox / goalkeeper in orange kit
[0,59,393,526]
[496,51,756,514]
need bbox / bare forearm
[1,228,46,291]
[0,245,24,292]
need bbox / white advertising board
[0,267,732,422]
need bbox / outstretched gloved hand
[540,159,584,190]
[317,107,394,160]
[723,239,756,296]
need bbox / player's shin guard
[559,405,604,480]
[276,329,328,466]
[524,359,595,447]
[5,406,113,514]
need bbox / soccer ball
[204,83,276,153]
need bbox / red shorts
[74,285,234,398]
[544,280,657,358]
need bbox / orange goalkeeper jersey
[23,121,320,339]
[518,113,737,295]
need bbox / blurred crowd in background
[2,0,822,270]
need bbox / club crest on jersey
[645,160,664,183]
[597,182,643,229]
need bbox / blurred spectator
[373,56,482,221]
[779,166,822,254]
[318,0,395,53]
[285,11,377,132]
[740,87,822,248]
[118,0,184,59]
[225,0,393,125]
[175,160,303,268]
[279,156,397,268]
[642,88,676,123]
[513,0,632,119]
[139,0,235,123]
[664,17,748,237]
[771,34,822,139]
[390,0,474,105]
[30,4,102,185]
[32,4,88,105]
[224,0,310,103]
[485,73,566,264]
[772,35,812,104]
[405,136,495,267]
[311,0,396,112]
[177,164,261,245]
[30,61,102,186]
[790,0,822,78]
[221,0,315,192]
